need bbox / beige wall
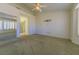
[71,3,79,45]
[0,3,36,37]
[1,3,79,44]
[0,4,19,16]
[36,11,71,39]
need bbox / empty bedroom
[0,3,79,55]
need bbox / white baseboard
[35,33,70,40]
[72,40,79,45]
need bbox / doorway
[20,15,29,36]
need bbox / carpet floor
[0,35,79,55]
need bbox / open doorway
[20,15,29,36]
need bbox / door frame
[19,13,30,36]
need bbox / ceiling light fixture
[32,3,46,12]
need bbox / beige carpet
[0,35,79,55]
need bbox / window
[6,21,10,30]
[12,21,15,29]
[14,21,16,29]
[0,18,16,32]
[0,20,3,30]
[3,20,7,30]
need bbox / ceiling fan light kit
[32,3,46,12]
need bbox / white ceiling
[24,3,73,12]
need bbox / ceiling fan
[32,3,46,12]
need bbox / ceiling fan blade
[40,5,47,7]
[33,3,40,7]
[32,3,45,12]
[32,8,42,12]
[39,8,42,12]
[32,8,36,11]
